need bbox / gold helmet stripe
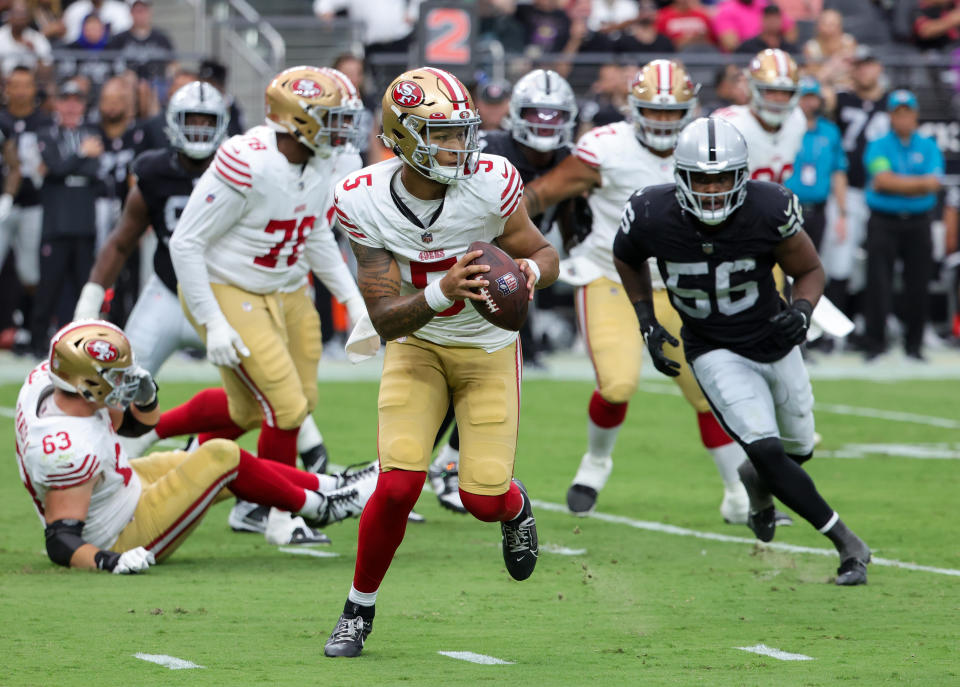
[657,60,672,97]
[319,67,358,99]
[422,67,469,113]
[772,49,789,77]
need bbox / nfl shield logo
[421,232,433,243]
[496,272,519,296]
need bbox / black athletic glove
[769,299,814,348]
[633,300,681,377]
[557,196,593,252]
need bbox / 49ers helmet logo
[290,78,323,98]
[85,339,119,362]
[392,81,424,107]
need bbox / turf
[1,377,958,686]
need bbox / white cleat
[311,466,379,527]
[720,482,750,525]
[264,508,331,545]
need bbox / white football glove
[112,547,156,574]
[204,317,250,368]
[74,282,106,320]
[131,366,158,406]
[0,193,12,224]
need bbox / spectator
[617,0,676,53]
[773,0,821,21]
[198,59,244,136]
[736,5,800,54]
[586,0,642,32]
[912,0,960,51]
[29,0,67,43]
[702,63,751,114]
[63,14,118,92]
[476,79,512,131]
[0,0,54,81]
[107,0,174,82]
[655,0,717,49]
[62,0,131,44]
[784,78,848,252]
[477,0,526,52]
[0,65,52,352]
[713,0,796,52]
[802,9,857,91]
[515,0,572,55]
[313,0,419,58]
[31,79,102,356]
[71,13,110,50]
[862,90,943,362]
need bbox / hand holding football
[465,241,529,331]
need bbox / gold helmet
[265,66,351,157]
[628,59,700,151]
[48,320,140,409]
[380,66,481,184]
[748,49,800,128]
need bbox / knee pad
[274,398,309,431]
[744,437,786,474]
[376,469,426,510]
[598,380,636,405]
[198,438,241,471]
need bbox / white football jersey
[714,105,806,184]
[334,154,525,352]
[571,120,674,285]
[182,125,345,294]
[15,363,141,549]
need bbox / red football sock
[155,387,242,439]
[697,411,734,449]
[256,459,321,491]
[459,482,523,522]
[227,449,307,512]
[199,426,245,444]
[257,422,300,467]
[353,469,425,594]
[588,390,628,428]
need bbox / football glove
[769,299,813,348]
[131,366,158,408]
[634,300,681,377]
[73,282,106,320]
[205,317,250,368]
[112,547,156,574]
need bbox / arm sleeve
[304,217,362,305]
[169,170,247,326]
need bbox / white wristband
[524,258,541,286]
[424,279,455,312]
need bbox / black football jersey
[834,90,889,190]
[614,181,803,363]
[98,123,148,199]
[132,148,203,293]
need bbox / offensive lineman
[524,60,754,523]
[613,117,870,585]
[15,320,377,573]
[323,67,558,657]
[168,67,370,540]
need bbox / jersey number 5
[664,259,759,319]
[254,216,316,268]
[410,258,464,317]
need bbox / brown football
[466,240,529,331]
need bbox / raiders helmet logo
[392,81,425,108]
[85,339,119,362]
[290,79,323,98]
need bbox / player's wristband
[94,550,121,572]
[792,298,814,327]
[524,259,541,286]
[424,280,455,312]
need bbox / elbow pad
[44,519,86,567]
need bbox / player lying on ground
[15,320,378,572]
[613,117,870,585]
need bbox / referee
[862,89,943,362]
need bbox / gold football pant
[112,439,239,561]
[377,336,521,495]
[182,284,322,430]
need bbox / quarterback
[613,118,870,585]
[323,66,559,658]
[15,321,377,573]
[524,60,753,523]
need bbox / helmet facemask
[512,106,575,152]
[165,81,229,160]
[395,109,481,185]
[750,81,800,128]
[675,167,748,226]
[630,97,696,151]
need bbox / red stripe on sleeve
[215,164,252,189]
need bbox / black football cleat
[501,479,539,581]
[566,484,598,516]
[835,556,869,586]
[774,510,794,526]
[747,505,777,543]
[300,443,329,474]
[324,612,373,658]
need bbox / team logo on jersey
[205,193,215,203]
[85,340,119,363]
[392,81,424,108]
[496,273,519,296]
[290,79,324,99]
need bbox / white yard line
[277,547,339,558]
[533,500,960,578]
[541,544,587,556]
[133,653,204,670]
[438,651,515,665]
[736,644,814,661]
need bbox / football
[466,241,529,331]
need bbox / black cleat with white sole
[566,483,598,516]
[501,479,539,581]
[835,556,870,586]
[301,443,329,474]
[324,604,374,658]
[747,505,777,542]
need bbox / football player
[427,68,578,515]
[523,59,754,523]
[613,117,870,586]
[165,66,369,539]
[323,67,559,658]
[713,49,805,184]
[15,320,378,572]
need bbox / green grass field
[1,373,958,686]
